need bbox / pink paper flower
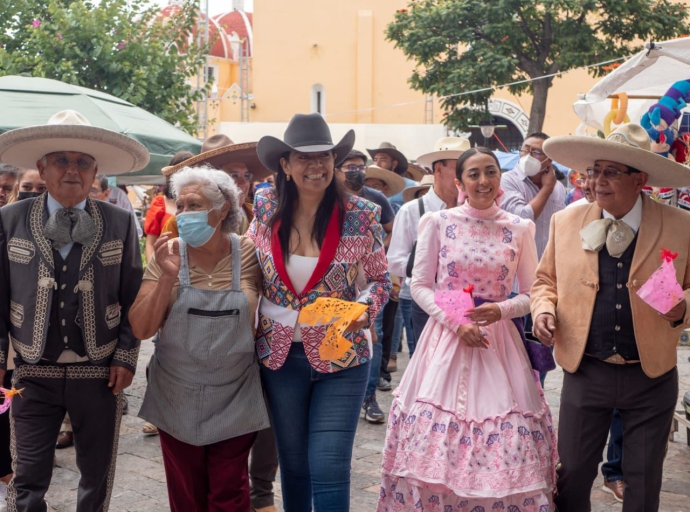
[31,19,41,27]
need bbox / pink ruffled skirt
[377,318,558,512]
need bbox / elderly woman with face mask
[129,167,269,512]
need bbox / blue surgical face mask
[176,210,217,248]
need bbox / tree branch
[515,5,541,56]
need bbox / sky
[149,0,253,15]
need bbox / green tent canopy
[0,75,202,184]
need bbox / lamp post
[479,99,495,147]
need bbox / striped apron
[139,234,269,446]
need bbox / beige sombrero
[416,137,471,170]
[0,110,149,175]
[405,163,428,182]
[403,174,434,203]
[543,123,690,188]
[365,165,406,198]
[162,140,272,180]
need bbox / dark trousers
[0,370,14,478]
[159,429,256,512]
[9,363,123,512]
[379,299,399,383]
[601,409,624,482]
[249,426,279,509]
[555,356,677,512]
[410,300,429,347]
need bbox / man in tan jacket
[531,123,690,512]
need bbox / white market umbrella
[574,38,690,133]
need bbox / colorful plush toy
[640,79,690,156]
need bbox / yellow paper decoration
[299,298,369,361]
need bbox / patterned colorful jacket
[248,188,391,373]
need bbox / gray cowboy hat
[257,113,355,174]
[366,142,409,174]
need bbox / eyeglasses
[48,154,96,171]
[0,185,13,194]
[342,165,366,173]
[586,166,637,180]
[519,148,545,159]
[226,172,253,182]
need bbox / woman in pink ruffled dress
[377,148,558,512]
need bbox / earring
[286,174,291,181]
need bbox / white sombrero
[365,165,406,198]
[416,137,471,170]
[543,123,690,188]
[403,174,434,203]
[0,110,150,175]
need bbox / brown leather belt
[586,353,640,365]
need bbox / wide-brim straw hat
[416,137,471,170]
[162,141,271,180]
[0,110,149,175]
[367,142,408,174]
[543,123,690,188]
[365,165,407,198]
[257,113,355,174]
[403,174,434,203]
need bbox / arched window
[310,84,325,115]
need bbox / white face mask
[520,154,543,177]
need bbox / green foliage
[387,0,689,133]
[0,0,211,134]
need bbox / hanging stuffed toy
[640,79,690,157]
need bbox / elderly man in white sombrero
[531,123,690,512]
[0,110,148,512]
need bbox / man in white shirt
[387,137,470,346]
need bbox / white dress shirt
[603,194,642,234]
[387,187,447,299]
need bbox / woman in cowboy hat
[249,113,391,511]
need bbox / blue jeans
[601,409,624,482]
[261,343,369,512]
[390,302,404,355]
[365,314,384,397]
[410,300,429,346]
[398,298,415,357]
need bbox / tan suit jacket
[531,194,690,378]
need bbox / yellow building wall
[248,0,619,136]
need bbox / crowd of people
[0,107,688,512]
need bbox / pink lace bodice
[411,202,538,332]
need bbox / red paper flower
[462,284,474,295]
[660,248,679,262]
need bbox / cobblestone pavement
[45,341,690,511]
